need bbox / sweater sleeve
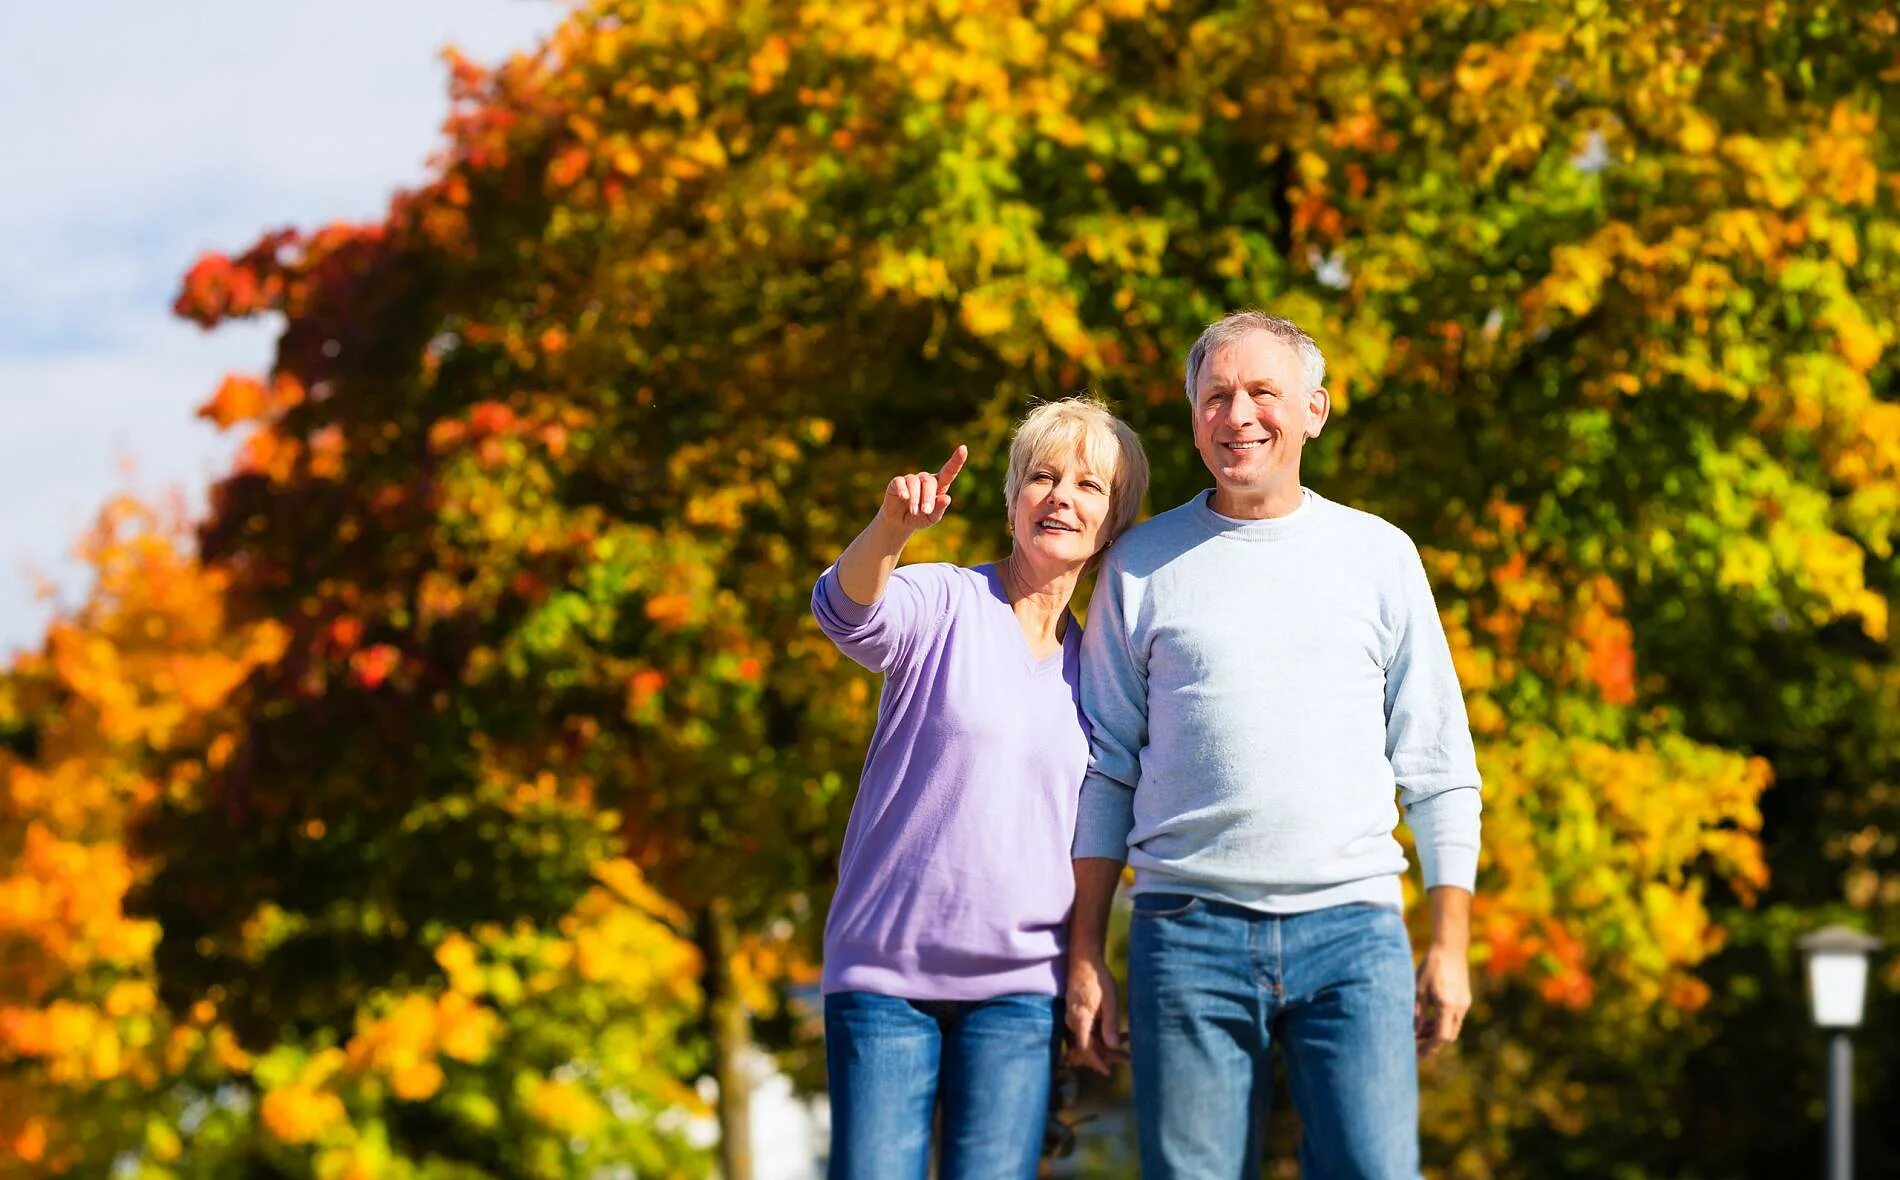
[1383,541,1483,892]
[1072,560,1146,862]
[811,563,953,675]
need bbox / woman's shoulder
[883,560,991,616]
[889,560,981,592]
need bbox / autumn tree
[90,0,1900,1175]
[2,500,708,1177]
[0,499,282,1174]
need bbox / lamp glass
[1807,951,1870,1029]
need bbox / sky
[0,1,570,656]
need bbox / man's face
[1190,332,1328,503]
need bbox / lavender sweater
[812,562,1087,1000]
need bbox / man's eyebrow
[1204,377,1283,393]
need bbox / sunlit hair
[1183,311,1326,405]
[1003,396,1151,551]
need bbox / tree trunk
[701,898,754,1180]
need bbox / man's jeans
[1128,894,1420,1179]
[824,990,1058,1180]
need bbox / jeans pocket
[1130,892,1203,919]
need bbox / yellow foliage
[593,855,689,925]
[1474,730,1770,1019]
[0,497,292,1168]
[435,932,485,995]
[434,992,501,1064]
[261,1083,348,1144]
[335,978,506,1109]
[1678,111,1718,155]
[527,1077,606,1136]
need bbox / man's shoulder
[1121,496,1207,540]
[1102,497,1208,576]
[1313,494,1421,559]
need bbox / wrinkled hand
[880,445,967,531]
[1414,942,1471,1058]
[1065,955,1128,1075]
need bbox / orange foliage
[0,498,284,1168]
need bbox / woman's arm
[833,445,966,606]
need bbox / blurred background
[2,1,1895,1176]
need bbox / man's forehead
[1199,332,1305,385]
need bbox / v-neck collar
[978,563,1072,674]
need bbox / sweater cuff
[1409,786,1482,892]
[1071,775,1134,862]
[1420,844,1480,893]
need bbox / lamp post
[1797,925,1882,1180]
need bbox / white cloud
[0,1,569,655]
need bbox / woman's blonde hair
[1003,396,1150,551]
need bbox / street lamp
[1797,925,1882,1180]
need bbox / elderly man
[1065,311,1482,1178]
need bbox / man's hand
[1415,885,1473,1058]
[1065,955,1128,1075]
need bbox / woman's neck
[998,550,1082,644]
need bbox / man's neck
[1209,478,1305,520]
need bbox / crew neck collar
[1191,487,1324,539]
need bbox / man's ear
[1305,386,1332,439]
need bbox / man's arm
[1066,859,1127,1074]
[1070,562,1148,861]
[1384,540,1482,1057]
[1066,564,1147,1072]
[1414,885,1471,1057]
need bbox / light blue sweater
[1072,489,1482,912]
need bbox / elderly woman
[811,397,1149,1180]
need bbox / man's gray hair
[1183,311,1327,404]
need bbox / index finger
[936,444,968,490]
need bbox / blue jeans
[1128,895,1420,1179]
[825,990,1058,1180]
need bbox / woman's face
[1011,446,1113,568]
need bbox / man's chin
[1212,468,1270,490]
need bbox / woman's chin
[1021,534,1092,568]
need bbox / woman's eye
[1083,481,1105,493]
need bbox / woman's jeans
[825,990,1059,1180]
[1128,894,1421,1180]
